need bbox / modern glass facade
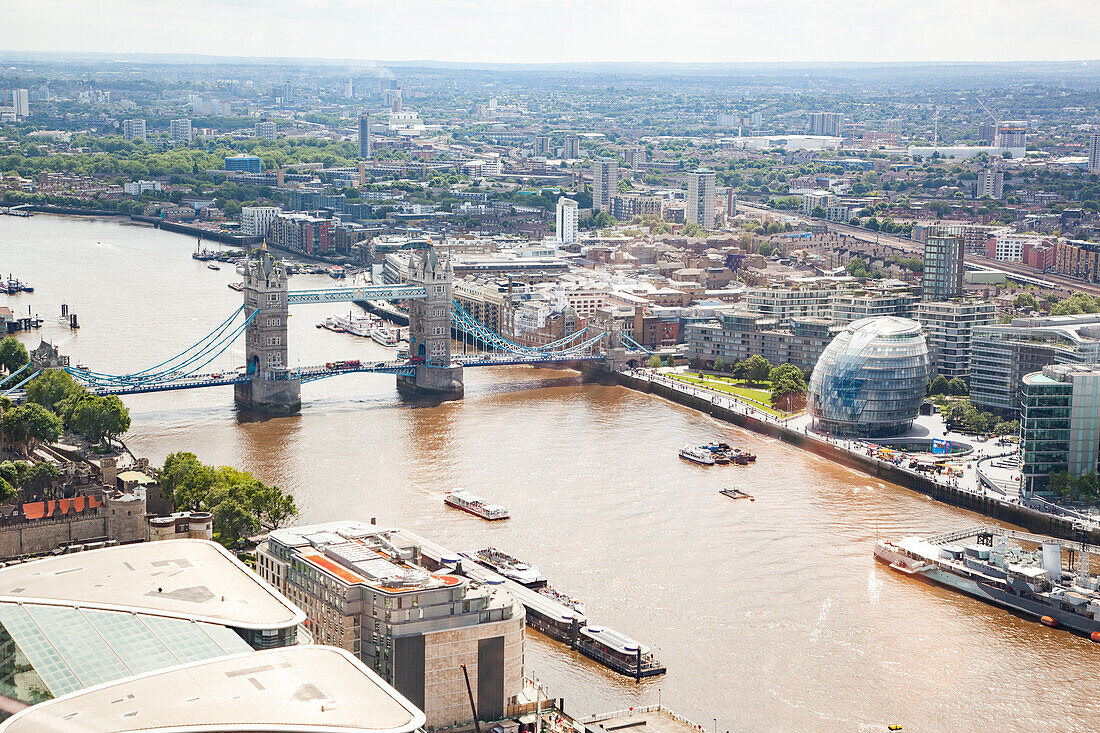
[807,316,930,437]
[1021,364,1100,494]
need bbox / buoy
[1040,615,1059,628]
[1091,631,1100,643]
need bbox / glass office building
[808,316,930,437]
[1021,364,1100,494]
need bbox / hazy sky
[6,0,1099,64]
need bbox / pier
[404,529,666,680]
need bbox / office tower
[808,112,843,136]
[12,89,28,118]
[121,119,146,142]
[534,135,551,156]
[225,155,262,174]
[995,121,1027,150]
[345,77,354,99]
[169,118,192,145]
[591,157,618,213]
[556,197,579,244]
[921,225,964,301]
[686,168,716,229]
[1021,364,1100,494]
[976,168,1004,199]
[562,135,580,160]
[359,113,372,158]
[726,187,737,219]
[255,120,277,140]
[1089,133,1100,173]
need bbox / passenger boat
[207,263,220,271]
[537,585,585,614]
[574,625,666,678]
[679,446,715,465]
[875,526,1100,638]
[371,327,400,347]
[227,282,244,292]
[324,312,378,337]
[469,548,546,587]
[719,488,754,501]
[328,265,346,279]
[318,317,346,333]
[444,490,510,521]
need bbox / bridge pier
[235,250,302,415]
[397,246,464,399]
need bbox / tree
[993,420,1019,437]
[2,403,62,453]
[769,363,805,388]
[664,355,676,368]
[213,497,259,547]
[19,461,59,499]
[947,378,968,396]
[1013,292,1037,310]
[647,354,662,369]
[0,338,28,374]
[25,370,82,413]
[771,376,806,412]
[69,394,131,445]
[810,206,827,219]
[252,483,298,530]
[713,357,726,373]
[929,375,949,395]
[742,355,772,387]
[159,452,218,511]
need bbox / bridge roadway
[82,352,608,395]
[286,284,426,305]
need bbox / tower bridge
[60,246,649,414]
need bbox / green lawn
[666,372,797,418]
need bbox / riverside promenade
[615,367,1100,542]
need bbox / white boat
[330,312,379,337]
[537,585,585,614]
[471,548,546,586]
[371,327,400,347]
[679,445,715,465]
[444,489,510,521]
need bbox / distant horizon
[6,0,1099,67]
[1,50,1099,71]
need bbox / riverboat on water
[444,490,510,521]
[719,488,754,501]
[537,585,585,615]
[574,625,666,678]
[679,446,715,465]
[468,548,546,587]
[371,327,400,347]
[875,526,1100,640]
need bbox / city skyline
[6,0,1100,64]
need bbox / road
[738,201,1100,297]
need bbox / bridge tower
[234,250,301,415]
[397,246,464,399]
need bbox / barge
[875,525,1100,639]
[444,490,510,521]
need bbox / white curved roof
[0,646,426,733]
[0,540,304,630]
[846,315,923,337]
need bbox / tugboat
[679,446,715,465]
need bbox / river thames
[4,214,1099,731]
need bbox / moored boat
[444,489,510,521]
[679,445,715,465]
[371,327,400,347]
[470,547,546,587]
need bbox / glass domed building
[807,316,930,437]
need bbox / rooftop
[846,316,923,337]
[0,540,304,630]
[0,646,426,733]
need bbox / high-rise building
[11,89,28,118]
[241,206,282,236]
[345,77,354,99]
[121,118,146,142]
[225,154,262,174]
[255,120,277,140]
[257,522,525,729]
[915,300,996,379]
[168,118,192,145]
[358,113,372,158]
[921,225,964,301]
[725,187,737,220]
[1089,133,1100,173]
[995,121,1027,150]
[534,134,551,156]
[1021,363,1100,494]
[976,168,1004,199]
[562,135,580,160]
[624,146,646,168]
[591,157,618,214]
[979,121,997,145]
[686,168,716,229]
[556,196,579,244]
[808,112,843,136]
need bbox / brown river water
[3,215,1098,731]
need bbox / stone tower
[234,250,301,414]
[397,246,463,398]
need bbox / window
[266,336,282,346]
[268,293,280,304]
[267,318,280,327]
